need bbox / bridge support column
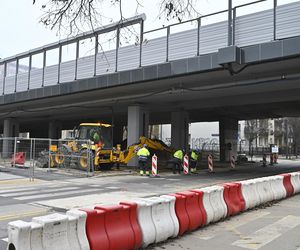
[219,118,238,162]
[48,121,62,139]
[127,105,148,166]
[171,111,189,150]
[2,119,19,157]
[113,125,124,146]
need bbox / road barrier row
[7,171,300,250]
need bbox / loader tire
[78,149,93,171]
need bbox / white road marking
[1,238,8,242]
[232,215,300,250]
[16,188,100,201]
[193,211,270,240]
[105,186,120,190]
[1,187,80,197]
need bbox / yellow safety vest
[174,150,183,160]
[137,147,150,157]
[191,151,198,161]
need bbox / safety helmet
[143,144,147,148]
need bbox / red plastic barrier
[222,183,245,216]
[119,202,142,249]
[176,191,203,230]
[281,174,294,197]
[80,208,109,250]
[189,189,207,226]
[11,152,25,165]
[168,193,190,236]
[95,205,135,250]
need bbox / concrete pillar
[127,105,148,166]
[2,119,19,157]
[219,118,238,162]
[48,121,62,139]
[113,125,124,146]
[171,111,189,150]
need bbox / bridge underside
[0,55,299,131]
[1,38,300,162]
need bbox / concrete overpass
[1,0,300,161]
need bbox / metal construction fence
[0,137,94,179]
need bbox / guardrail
[0,0,299,95]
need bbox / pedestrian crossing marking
[1,187,80,197]
[16,188,100,201]
[193,211,270,240]
[232,215,300,249]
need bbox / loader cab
[77,123,113,149]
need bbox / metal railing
[0,0,298,96]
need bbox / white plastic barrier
[255,177,274,204]
[199,186,227,224]
[145,197,176,243]
[66,210,90,250]
[240,179,263,209]
[269,175,287,200]
[66,215,81,250]
[30,222,43,250]
[7,220,31,250]
[290,172,300,194]
[160,195,180,237]
[32,213,70,250]
[196,187,214,225]
[135,200,156,248]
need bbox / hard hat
[143,144,147,148]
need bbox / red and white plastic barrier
[152,154,158,176]
[8,171,300,250]
[183,155,189,174]
[290,172,300,194]
[135,200,156,248]
[222,183,245,216]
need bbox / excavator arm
[120,136,174,164]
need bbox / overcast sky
[1,0,293,59]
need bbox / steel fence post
[2,62,7,95]
[14,58,19,93]
[115,26,120,72]
[228,0,233,46]
[166,26,170,62]
[273,0,277,40]
[42,50,46,87]
[75,39,79,80]
[13,137,17,167]
[139,20,144,67]
[197,18,201,56]
[32,138,35,181]
[28,55,32,90]
[48,139,51,172]
[232,7,236,45]
[29,138,33,181]
[94,35,99,76]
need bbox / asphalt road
[0,158,300,250]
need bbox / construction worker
[172,149,184,174]
[190,150,199,173]
[137,144,150,176]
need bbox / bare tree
[33,0,200,36]
[244,119,269,156]
[287,117,300,157]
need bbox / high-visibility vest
[137,147,150,157]
[174,150,183,160]
[191,151,198,161]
